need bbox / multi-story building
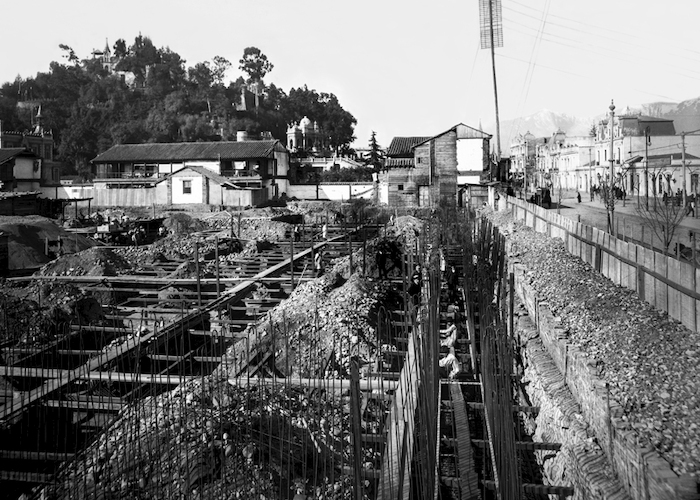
[509,131,537,190]
[594,105,700,198]
[0,109,61,191]
[382,123,491,208]
[90,137,290,207]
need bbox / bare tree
[635,191,686,251]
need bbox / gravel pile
[485,207,700,477]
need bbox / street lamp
[608,100,616,234]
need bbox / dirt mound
[37,247,134,277]
[163,213,209,234]
[0,215,98,270]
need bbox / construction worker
[314,250,324,277]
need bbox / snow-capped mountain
[487,97,700,154]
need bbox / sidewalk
[532,192,700,248]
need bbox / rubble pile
[37,247,134,277]
[0,215,97,270]
[44,378,359,500]
[485,207,700,476]
[162,213,209,235]
[215,270,394,380]
[40,209,419,499]
[0,285,103,348]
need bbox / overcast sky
[2,0,700,149]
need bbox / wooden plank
[655,253,669,313]
[0,470,54,483]
[228,377,397,391]
[0,450,75,461]
[0,240,329,425]
[482,480,574,496]
[667,257,681,321]
[680,260,695,331]
[449,383,480,499]
[44,399,123,412]
[471,439,561,451]
[466,402,539,413]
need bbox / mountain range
[488,96,700,154]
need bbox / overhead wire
[502,13,700,81]
[507,0,700,60]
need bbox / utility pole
[645,126,650,210]
[478,0,504,167]
[682,131,687,208]
[488,0,501,162]
[608,100,616,235]
[679,127,700,214]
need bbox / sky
[2,0,700,150]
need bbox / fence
[507,196,700,332]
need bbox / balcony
[94,171,161,180]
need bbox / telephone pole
[478,0,504,162]
[608,100,616,235]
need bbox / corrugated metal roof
[92,141,283,163]
[0,148,33,164]
[647,152,700,161]
[386,137,431,157]
[385,158,415,168]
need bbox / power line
[497,52,680,102]
[503,18,700,82]
[506,0,700,60]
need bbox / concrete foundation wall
[287,183,374,201]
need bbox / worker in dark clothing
[314,251,324,277]
[376,244,388,280]
[446,265,459,302]
[407,273,422,306]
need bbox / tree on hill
[239,47,273,83]
[367,131,383,170]
[0,37,358,173]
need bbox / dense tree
[239,47,273,83]
[0,37,358,175]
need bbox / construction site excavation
[0,198,699,500]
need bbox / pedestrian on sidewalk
[577,191,582,203]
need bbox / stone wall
[514,304,630,499]
[512,261,699,499]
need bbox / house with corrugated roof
[0,148,42,192]
[90,139,289,207]
[381,124,491,208]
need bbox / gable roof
[386,137,431,157]
[0,148,36,164]
[156,165,238,188]
[92,140,285,163]
[415,123,492,148]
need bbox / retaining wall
[507,197,700,333]
[512,261,699,499]
[514,304,630,499]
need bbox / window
[398,184,404,191]
[183,180,192,194]
[417,157,422,164]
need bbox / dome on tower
[299,116,312,130]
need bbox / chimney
[237,131,248,142]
